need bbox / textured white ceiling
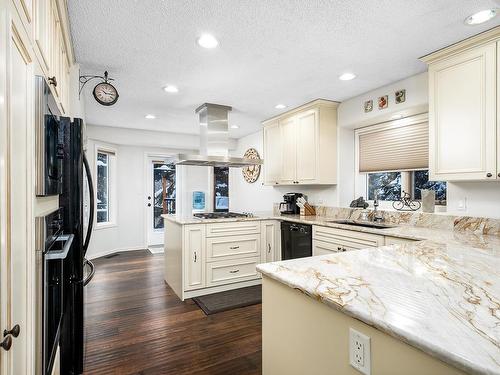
[68,0,500,138]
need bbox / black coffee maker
[279,193,303,214]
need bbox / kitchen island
[257,235,500,375]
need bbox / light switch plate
[349,328,371,375]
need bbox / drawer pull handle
[268,243,271,253]
[229,246,240,250]
[337,246,342,251]
[229,269,240,274]
[194,251,197,262]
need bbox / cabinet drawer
[313,239,342,256]
[313,225,384,250]
[206,221,260,237]
[207,234,260,262]
[206,257,261,287]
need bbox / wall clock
[242,148,261,183]
[93,81,119,106]
[79,70,119,106]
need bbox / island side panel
[262,276,466,375]
[164,219,183,300]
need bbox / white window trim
[94,143,118,229]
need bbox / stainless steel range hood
[175,103,263,168]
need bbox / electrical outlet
[349,328,371,375]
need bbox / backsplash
[273,204,500,236]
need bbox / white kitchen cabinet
[206,257,261,287]
[313,239,343,256]
[422,29,500,181]
[262,99,338,185]
[183,225,206,291]
[35,0,51,73]
[312,226,385,251]
[206,234,260,262]
[263,120,282,185]
[279,115,297,184]
[261,220,280,262]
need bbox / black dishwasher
[281,221,312,260]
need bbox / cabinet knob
[498,173,500,178]
[3,324,20,338]
[0,336,12,351]
[486,173,493,178]
[48,76,57,87]
[342,248,347,252]
[337,246,342,251]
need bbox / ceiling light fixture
[197,33,219,49]
[465,9,497,25]
[231,125,239,129]
[145,114,156,119]
[275,104,287,109]
[339,73,356,81]
[163,85,179,93]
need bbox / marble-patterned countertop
[258,236,500,374]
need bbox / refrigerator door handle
[82,152,94,256]
[83,259,95,287]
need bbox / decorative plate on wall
[242,148,261,183]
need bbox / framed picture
[378,95,388,110]
[364,100,373,113]
[395,89,406,104]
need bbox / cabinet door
[313,239,343,256]
[428,42,497,181]
[49,0,61,99]
[2,15,33,375]
[279,116,297,184]
[35,0,51,73]
[295,109,318,183]
[263,121,282,185]
[184,225,205,290]
[497,41,500,179]
[261,221,280,262]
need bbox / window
[96,152,110,223]
[214,167,229,212]
[96,148,116,225]
[413,170,447,205]
[367,172,401,201]
[153,163,176,229]
[367,169,446,205]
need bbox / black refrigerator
[59,117,95,375]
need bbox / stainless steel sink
[326,220,396,229]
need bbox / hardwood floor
[84,250,262,375]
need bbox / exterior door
[146,158,176,246]
[0,11,33,375]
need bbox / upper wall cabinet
[422,27,500,181]
[262,99,338,186]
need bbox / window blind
[358,116,429,173]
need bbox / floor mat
[192,285,261,315]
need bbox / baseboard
[87,246,146,260]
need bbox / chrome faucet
[373,193,384,222]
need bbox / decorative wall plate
[395,89,406,104]
[242,148,261,183]
[378,95,388,110]
[364,99,373,113]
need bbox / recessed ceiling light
[339,73,356,81]
[465,9,496,25]
[145,114,156,119]
[231,125,239,129]
[197,33,219,49]
[163,85,179,93]
[275,104,287,109]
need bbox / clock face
[93,82,119,106]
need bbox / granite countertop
[257,233,500,375]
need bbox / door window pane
[413,170,447,204]
[96,152,109,223]
[153,163,176,229]
[367,172,401,201]
[214,167,229,212]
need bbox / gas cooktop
[193,212,254,219]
